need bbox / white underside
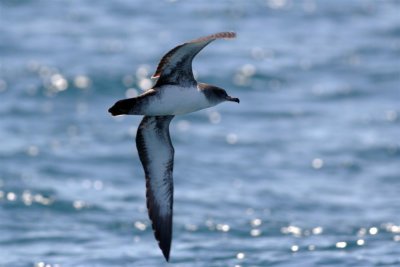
[143,85,214,115]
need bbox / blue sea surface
[1,0,400,266]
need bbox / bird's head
[213,88,240,104]
[200,83,240,105]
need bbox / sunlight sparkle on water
[233,64,256,87]
[358,228,367,236]
[185,224,198,232]
[7,192,17,201]
[236,252,245,260]
[281,225,302,236]
[205,219,215,230]
[35,262,60,267]
[268,0,287,9]
[134,221,147,231]
[216,223,230,232]
[226,133,238,144]
[336,241,347,248]
[83,179,104,190]
[241,64,256,77]
[93,180,103,190]
[138,78,152,91]
[312,158,324,169]
[209,111,221,124]
[125,88,138,98]
[27,145,39,157]
[22,191,33,206]
[251,218,262,227]
[50,74,68,91]
[73,200,85,210]
[123,75,134,87]
[369,227,378,235]
[250,229,261,237]
[136,65,150,79]
[312,226,323,235]
[384,223,400,233]
[74,75,91,89]
[34,194,52,205]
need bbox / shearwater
[108,32,239,261]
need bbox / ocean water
[1,0,400,266]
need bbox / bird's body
[143,85,208,115]
[108,32,238,261]
[112,84,218,116]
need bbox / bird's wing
[135,115,175,261]
[152,32,236,87]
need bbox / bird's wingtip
[212,31,236,40]
[160,243,171,262]
[227,31,237,38]
[163,251,170,262]
[215,31,236,39]
[157,230,172,262]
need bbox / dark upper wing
[135,115,175,261]
[153,32,236,87]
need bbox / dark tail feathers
[108,98,135,116]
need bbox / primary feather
[153,32,236,86]
[136,115,175,261]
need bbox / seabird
[108,32,239,261]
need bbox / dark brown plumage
[135,115,175,261]
[153,32,236,87]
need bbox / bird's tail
[108,98,136,116]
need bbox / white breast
[144,85,213,115]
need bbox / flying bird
[108,32,239,261]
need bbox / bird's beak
[226,95,240,103]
